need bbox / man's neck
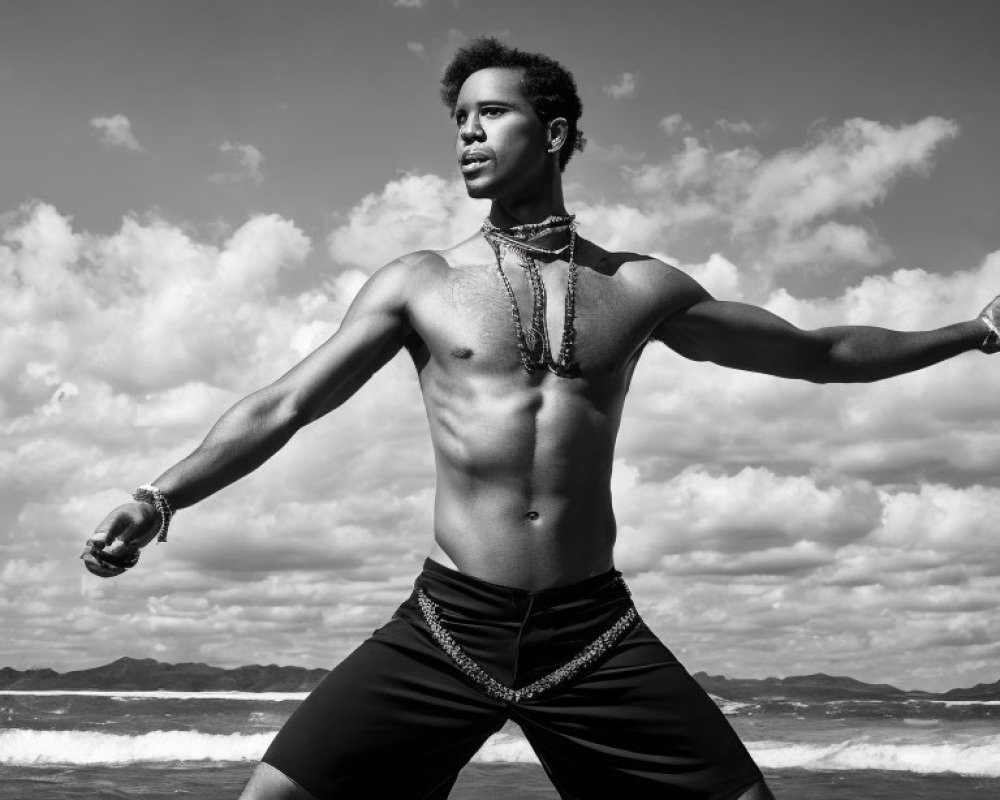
[488,173,568,229]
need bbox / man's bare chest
[408,260,657,377]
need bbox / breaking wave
[750,738,1000,777]
[0,729,273,764]
[3,729,1000,776]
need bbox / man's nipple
[451,346,474,359]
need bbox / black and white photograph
[2,1,999,797]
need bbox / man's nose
[459,116,484,143]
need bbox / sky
[1,0,999,693]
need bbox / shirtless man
[83,37,999,800]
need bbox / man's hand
[978,295,1000,354]
[80,502,159,578]
[980,295,1000,322]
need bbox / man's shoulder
[369,249,453,292]
[385,231,486,276]
[580,239,696,289]
[387,249,452,273]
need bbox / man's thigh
[262,617,507,799]
[511,620,764,800]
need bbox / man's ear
[547,117,569,153]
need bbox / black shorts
[263,558,763,799]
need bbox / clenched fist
[81,501,160,578]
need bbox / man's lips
[459,149,493,168]
[461,159,490,175]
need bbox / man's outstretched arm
[654,272,998,384]
[83,255,418,571]
[151,257,416,510]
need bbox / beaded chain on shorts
[415,582,639,703]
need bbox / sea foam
[749,737,1000,777]
[0,729,273,765]
[4,728,1000,776]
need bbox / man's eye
[483,108,504,117]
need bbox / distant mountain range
[693,671,1000,701]
[0,658,326,693]
[1,657,997,700]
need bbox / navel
[524,510,540,521]
[451,346,474,359]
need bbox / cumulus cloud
[740,117,959,231]
[609,456,1000,685]
[619,116,959,280]
[211,140,265,185]
[574,201,669,252]
[766,222,891,271]
[604,71,637,99]
[0,198,440,671]
[89,113,145,152]
[628,117,958,233]
[326,172,489,270]
[611,464,880,575]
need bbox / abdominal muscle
[421,366,623,591]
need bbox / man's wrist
[979,315,1000,354]
[132,484,174,542]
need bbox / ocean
[1,690,998,798]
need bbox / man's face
[454,67,548,201]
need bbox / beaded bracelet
[132,484,173,542]
[980,316,1000,354]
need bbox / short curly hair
[440,36,586,172]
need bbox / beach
[2,690,998,798]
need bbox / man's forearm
[150,387,302,510]
[818,318,986,383]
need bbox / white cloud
[0,198,438,671]
[681,252,742,297]
[406,41,427,58]
[618,116,959,280]
[612,464,880,575]
[326,172,489,270]
[0,201,311,400]
[767,221,891,271]
[580,138,641,163]
[740,116,959,232]
[89,113,145,152]
[393,0,425,7]
[574,201,668,252]
[873,483,1000,557]
[211,140,265,185]
[604,71,637,99]
[659,113,689,136]
[629,117,958,235]
[715,118,757,135]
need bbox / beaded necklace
[481,215,580,377]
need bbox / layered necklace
[481,214,580,377]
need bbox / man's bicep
[648,266,715,358]
[657,299,831,379]
[273,258,415,424]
